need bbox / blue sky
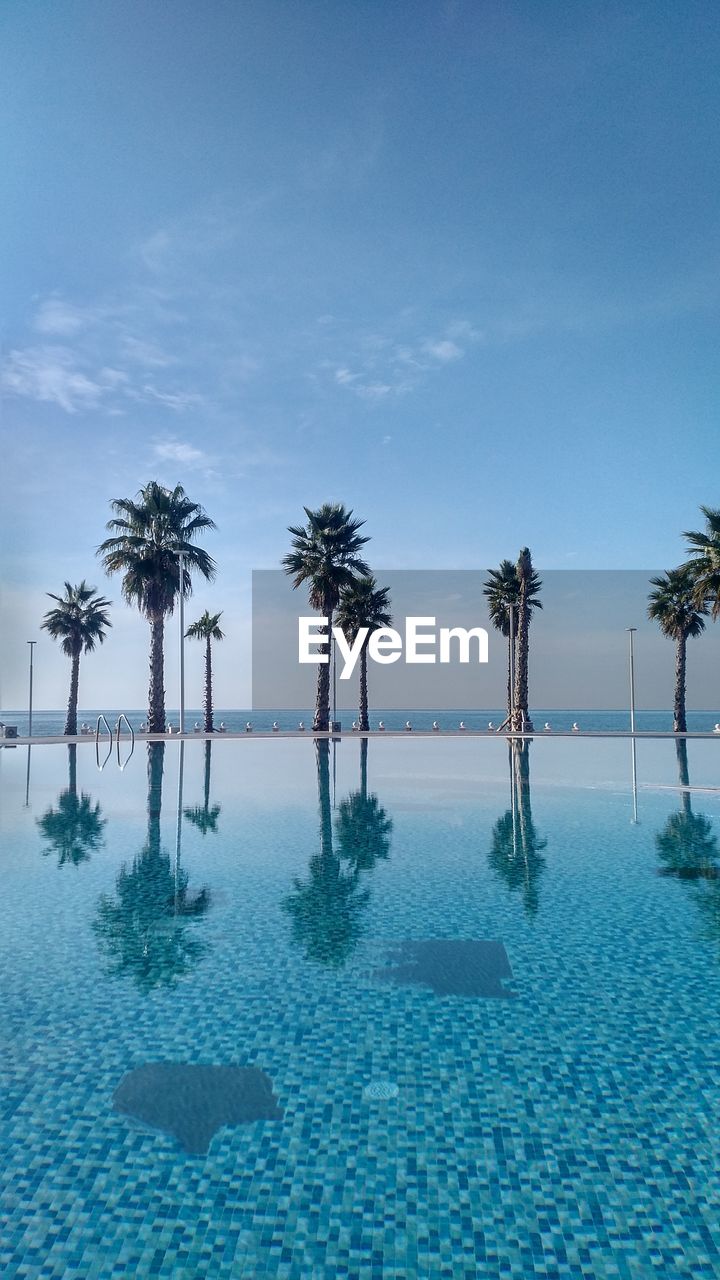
[1,0,719,709]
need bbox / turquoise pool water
[1,737,720,1278]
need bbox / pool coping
[5,729,720,746]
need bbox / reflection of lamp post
[175,739,185,909]
[27,640,37,737]
[630,736,639,825]
[626,628,637,734]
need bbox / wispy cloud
[422,338,463,362]
[325,316,483,401]
[1,346,114,413]
[121,336,177,368]
[34,298,97,337]
[152,439,210,467]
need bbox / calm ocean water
[3,706,720,735]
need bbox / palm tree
[335,739,393,873]
[483,560,542,724]
[37,745,106,867]
[185,611,225,733]
[184,740,221,835]
[282,504,370,731]
[683,505,720,616]
[511,549,542,733]
[489,741,547,917]
[94,743,210,992]
[647,568,707,732]
[98,482,216,733]
[283,740,370,966]
[41,582,112,735]
[335,577,392,730]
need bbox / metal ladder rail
[115,713,135,771]
[95,714,113,771]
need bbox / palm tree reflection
[184,740,221,836]
[94,743,210,992]
[284,738,392,966]
[489,740,547,918]
[656,740,718,882]
[37,744,106,867]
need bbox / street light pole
[27,640,37,737]
[626,628,637,734]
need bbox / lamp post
[27,640,37,737]
[626,628,637,734]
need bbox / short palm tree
[683,506,720,616]
[283,504,370,731]
[41,581,112,735]
[186,610,225,732]
[483,560,542,723]
[98,482,216,733]
[335,577,392,730]
[648,567,706,732]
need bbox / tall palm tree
[511,548,542,733]
[683,505,720,616]
[483,560,542,724]
[335,577,392,730]
[98,482,216,733]
[185,610,225,733]
[283,504,370,731]
[41,581,112,735]
[647,568,707,732]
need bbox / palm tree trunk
[674,633,687,733]
[359,645,369,731]
[204,635,214,732]
[204,740,211,811]
[316,739,332,857]
[146,742,165,856]
[313,603,333,732]
[506,634,512,719]
[65,649,80,736]
[148,613,165,733]
[512,597,533,732]
[675,737,692,817]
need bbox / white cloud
[121,336,177,368]
[34,298,92,337]
[152,440,208,466]
[1,346,106,413]
[423,338,463,362]
[141,384,204,411]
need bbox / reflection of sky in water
[2,737,720,1276]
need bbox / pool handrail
[115,713,135,771]
[95,714,113,771]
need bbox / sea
[3,708,720,736]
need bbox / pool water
[1,737,719,1278]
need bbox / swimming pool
[1,737,719,1277]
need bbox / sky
[1,0,719,710]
